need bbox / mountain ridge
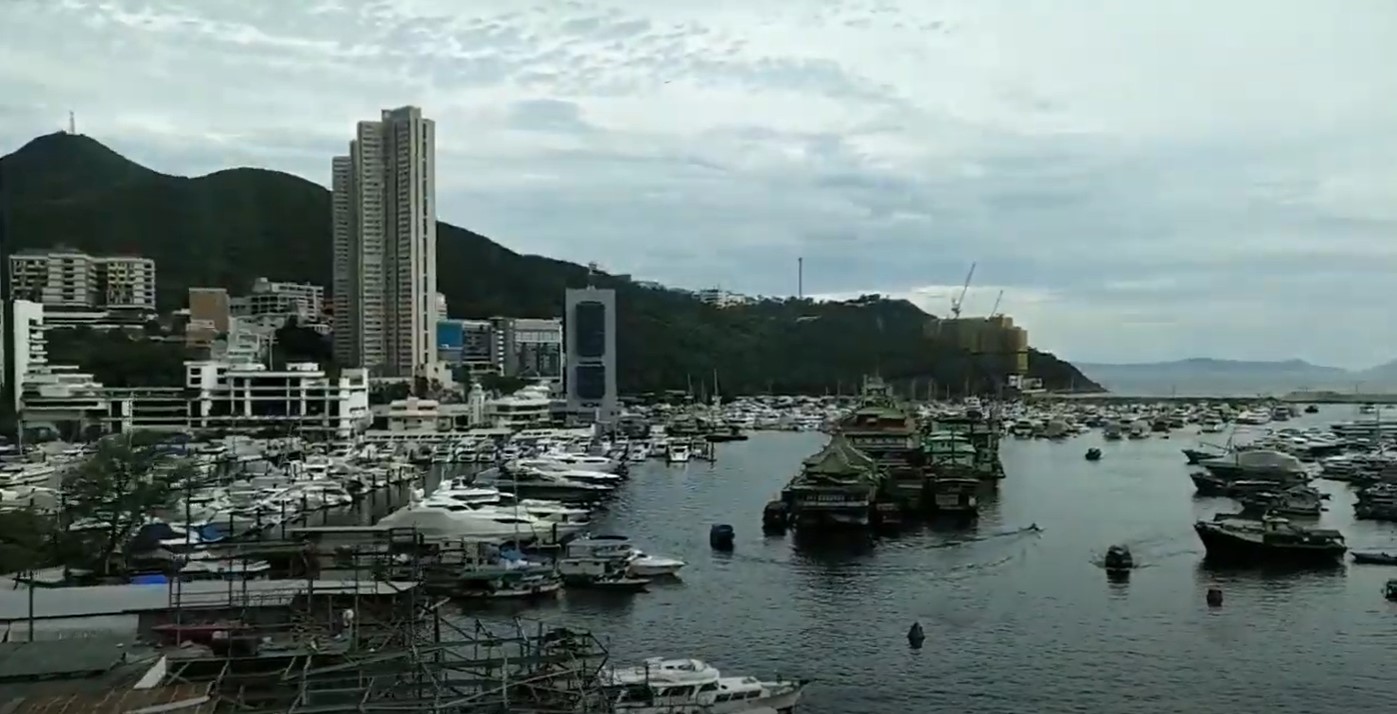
[0,131,1101,395]
[1075,357,1396,396]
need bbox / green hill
[0,131,1100,395]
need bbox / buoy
[710,524,736,550]
[907,622,925,649]
[1206,587,1223,607]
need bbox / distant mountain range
[1076,358,1397,396]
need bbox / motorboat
[602,657,807,713]
[627,549,686,578]
[1351,551,1397,565]
[1104,544,1133,573]
[1085,448,1102,462]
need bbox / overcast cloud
[3,0,1396,367]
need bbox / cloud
[3,0,1397,368]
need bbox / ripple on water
[461,429,1397,713]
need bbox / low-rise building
[186,361,370,438]
[491,317,562,380]
[231,277,326,327]
[482,384,554,429]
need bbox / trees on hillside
[61,431,189,574]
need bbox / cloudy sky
[3,0,1396,367]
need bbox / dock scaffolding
[147,528,613,712]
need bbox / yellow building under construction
[926,315,1030,375]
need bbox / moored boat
[603,657,807,713]
[1194,514,1346,565]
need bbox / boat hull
[1194,523,1345,564]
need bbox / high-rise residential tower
[331,106,438,379]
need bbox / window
[572,301,606,357]
[573,365,607,400]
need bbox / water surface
[500,422,1397,714]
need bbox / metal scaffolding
[152,529,613,712]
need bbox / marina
[3,401,1397,711]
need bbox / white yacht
[533,451,623,473]
[421,493,591,535]
[377,504,554,543]
[666,441,691,464]
[603,657,806,713]
[507,460,622,487]
[487,468,614,502]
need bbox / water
[476,423,1397,714]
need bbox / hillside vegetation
[0,132,1100,395]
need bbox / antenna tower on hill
[68,111,76,135]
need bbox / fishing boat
[1194,514,1346,565]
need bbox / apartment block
[331,106,438,379]
[8,249,156,312]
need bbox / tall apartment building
[8,249,156,311]
[331,106,438,379]
[563,287,617,421]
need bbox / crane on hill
[950,262,976,319]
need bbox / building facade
[563,288,617,421]
[234,277,324,322]
[8,299,45,411]
[8,249,156,312]
[185,361,370,437]
[331,106,438,379]
[491,317,563,380]
[187,287,231,348]
[927,315,1030,375]
[97,256,157,310]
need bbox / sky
[3,0,1397,368]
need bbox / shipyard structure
[765,376,1005,535]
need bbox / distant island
[0,132,1099,396]
[1076,358,1397,397]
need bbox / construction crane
[989,289,1004,318]
[950,262,976,319]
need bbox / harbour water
[476,421,1395,713]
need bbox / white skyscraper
[332,106,438,379]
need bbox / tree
[0,510,54,574]
[44,327,189,387]
[480,374,529,396]
[274,316,334,368]
[61,431,190,574]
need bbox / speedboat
[627,549,686,578]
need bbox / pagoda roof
[800,434,879,477]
